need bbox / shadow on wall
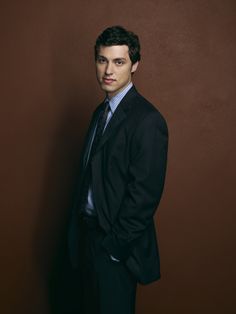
[32,25,99,313]
[32,105,85,313]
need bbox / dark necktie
[79,100,110,215]
[89,100,110,160]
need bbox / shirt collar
[105,82,133,114]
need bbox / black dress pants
[53,217,137,314]
[79,216,137,314]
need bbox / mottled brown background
[0,1,235,313]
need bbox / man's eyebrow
[97,55,127,61]
[113,58,126,61]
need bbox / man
[68,25,168,314]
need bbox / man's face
[96,45,139,98]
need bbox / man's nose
[105,62,113,75]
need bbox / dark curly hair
[94,26,141,64]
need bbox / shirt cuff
[110,255,120,262]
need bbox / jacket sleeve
[102,111,169,260]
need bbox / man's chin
[100,85,115,94]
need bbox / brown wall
[0,1,235,313]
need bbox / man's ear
[131,61,139,73]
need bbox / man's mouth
[103,78,115,84]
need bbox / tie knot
[104,98,109,106]
[103,99,110,113]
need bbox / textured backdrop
[0,1,235,313]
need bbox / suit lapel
[96,105,126,151]
[82,105,102,168]
[94,86,138,154]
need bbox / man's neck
[107,81,133,100]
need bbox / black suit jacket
[73,86,168,284]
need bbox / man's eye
[98,58,106,63]
[115,60,124,65]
